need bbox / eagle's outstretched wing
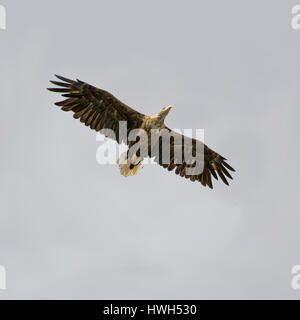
[47,75,144,144]
[151,127,235,188]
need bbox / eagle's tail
[117,152,143,177]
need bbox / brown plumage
[48,75,235,188]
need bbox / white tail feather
[117,152,143,177]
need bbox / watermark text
[0,5,6,30]
[291,5,300,30]
[292,265,300,290]
[0,265,6,290]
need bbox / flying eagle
[48,75,235,188]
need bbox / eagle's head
[159,105,173,120]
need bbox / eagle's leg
[117,151,144,177]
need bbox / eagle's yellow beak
[165,105,173,111]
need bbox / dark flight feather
[150,127,235,189]
[47,75,144,144]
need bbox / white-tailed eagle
[48,75,235,188]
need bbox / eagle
[48,75,235,188]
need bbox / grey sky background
[0,0,299,299]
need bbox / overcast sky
[0,0,299,299]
